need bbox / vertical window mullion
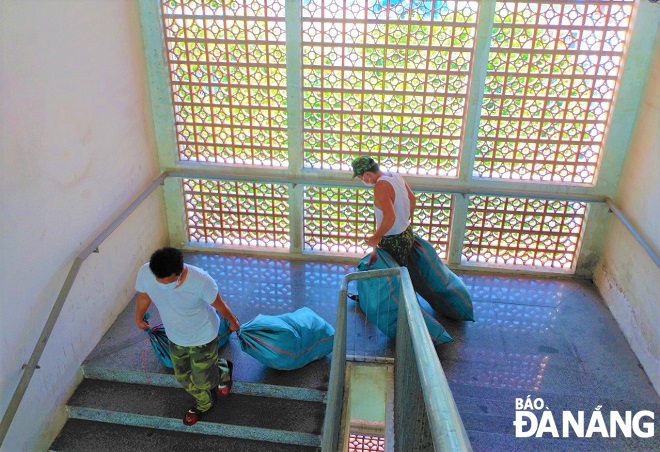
[449,0,496,266]
[286,0,303,252]
[458,0,496,183]
[447,193,469,266]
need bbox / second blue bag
[408,236,474,321]
[238,307,335,370]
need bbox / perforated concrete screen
[155,0,638,272]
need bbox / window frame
[138,0,659,277]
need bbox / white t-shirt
[135,263,220,347]
[374,172,411,236]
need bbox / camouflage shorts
[378,225,414,266]
[170,337,224,411]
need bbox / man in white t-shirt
[352,155,417,266]
[135,247,240,426]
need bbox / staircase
[46,256,660,452]
[50,366,325,451]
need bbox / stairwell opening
[342,362,394,452]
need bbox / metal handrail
[321,268,472,451]
[0,172,169,446]
[322,269,402,451]
[605,197,660,268]
[397,267,472,451]
[2,168,656,446]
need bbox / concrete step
[81,365,327,403]
[50,418,319,452]
[51,376,325,450]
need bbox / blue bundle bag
[237,307,335,370]
[356,249,453,345]
[407,236,474,321]
[144,313,231,369]
[146,323,172,368]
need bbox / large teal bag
[237,307,335,370]
[143,313,231,369]
[356,249,453,345]
[408,236,474,321]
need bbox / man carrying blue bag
[134,247,240,426]
[351,155,417,266]
[352,155,474,323]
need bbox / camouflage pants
[378,225,414,266]
[169,337,232,412]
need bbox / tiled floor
[84,253,660,451]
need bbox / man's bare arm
[211,294,241,331]
[135,292,152,330]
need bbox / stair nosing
[81,365,327,402]
[66,406,322,448]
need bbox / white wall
[0,1,168,450]
[594,32,660,396]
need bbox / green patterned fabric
[378,225,414,266]
[218,358,232,386]
[351,155,377,178]
[169,337,220,412]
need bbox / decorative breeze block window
[157,1,638,272]
[303,186,374,254]
[463,196,587,270]
[183,179,290,248]
[301,0,478,176]
[348,434,385,452]
[475,0,635,184]
[303,187,452,257]
[412,192,452,259]
[162,0,288,165]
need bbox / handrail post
[320,284,348,452]
[398,267,472,451]
[321,269,400,451]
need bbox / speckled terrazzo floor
[81,253,660,451]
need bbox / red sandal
[183,406,208,426]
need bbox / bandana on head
[351,156,377,178]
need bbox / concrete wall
[594,32,660,396]
[0,1,167,450]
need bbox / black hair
[149,247,184,279]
